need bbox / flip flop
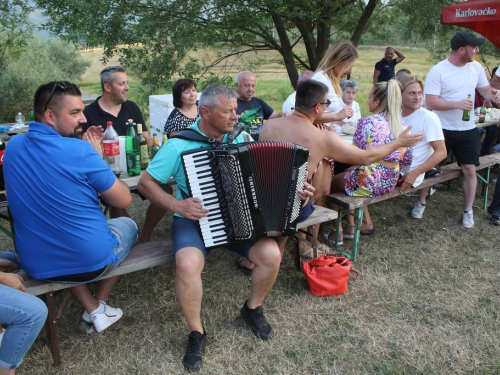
[235,257,253,275]
[361,228,376,235]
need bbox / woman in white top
[309,40,358,221]
[311,40,358,124]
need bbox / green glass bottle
[462,94,471,121]
[125,121,141,176]
[150,133,160,160]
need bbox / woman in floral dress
[326,79,412,244]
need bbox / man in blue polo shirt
[4,81,138,333]
[138,84,281,372]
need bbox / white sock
[90,301,106,315]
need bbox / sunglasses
[311,99,331,108]
[45,82,68,110]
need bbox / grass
[3,176,500,375]
[4,44,500,374]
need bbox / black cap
[451,32,486,50]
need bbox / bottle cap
[107,121,112,126]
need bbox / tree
[0,37,91,123]
[0,0,33,72]
[35,0,386,90]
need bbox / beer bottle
[125,121,141,176]
[150,133,160,160]
[462,94,471,121]
[161,132,168,147]
[137,124,148,169]
[478,100,487,124]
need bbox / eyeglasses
[44,82,68,110]
[311,99,331,108]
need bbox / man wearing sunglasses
[4,81,138,333]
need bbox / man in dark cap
[424,32,500,229]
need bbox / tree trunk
[271,12,299,88]
[350,0,378,47]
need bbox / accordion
[181,141,309,249]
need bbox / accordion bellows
[181,141,309,249]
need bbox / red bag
[302,255,359,296]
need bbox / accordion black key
[181,141,309,249]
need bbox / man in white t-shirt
[424,32,500,228]
[399,76,447,219]
[282,70,314,115]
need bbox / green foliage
[0,37,91,123]
[34,0,389,89]
[0,0,34,72]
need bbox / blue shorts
[172,217,255,258]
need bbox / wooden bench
[327,153,500,261]
[17,205,337,366]
[20,239,174,367]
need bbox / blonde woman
[326,79,413,243]
[308,40,359,216]
[311,40,358,123]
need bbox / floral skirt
[344,163,399,198]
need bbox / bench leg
[476,167,490,210]
[44,292,62,367]
[293,224,320,271]
[335,207,363,261]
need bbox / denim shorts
[44,217,138,284]
[172,217,255,258]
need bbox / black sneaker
[488,214,500,226]
[182,330,207,372]
[240,301,274,340]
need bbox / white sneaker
[91,304,123,333]
[0,328,5,349]
[411,202,426,219]
[462,210,474,229]
[82,300,106,323]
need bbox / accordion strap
[171,124,244,145]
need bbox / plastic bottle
[478,100,487,124]
[102,121,121,176]
[462,94,471,121]
[125,121,141,176]
[15,112,25,124]
[150,133,160,160]
[137,123,149,170]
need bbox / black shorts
[443,128,480,166]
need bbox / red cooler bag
[302,255,359,296]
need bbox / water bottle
[15,112,25,124]
[102,121,121,176]
[125,121,141,176]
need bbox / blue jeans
[0,285,48,369]
[488,177,500,216]
[0,250,19,267]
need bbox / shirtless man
[238,80,422,264]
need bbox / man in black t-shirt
[235,71,281,141]
[83,66,152,147]
[84,66,167,242]
[373,47,406,84]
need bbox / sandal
[299,243,334,259]
[235,257,253,275]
